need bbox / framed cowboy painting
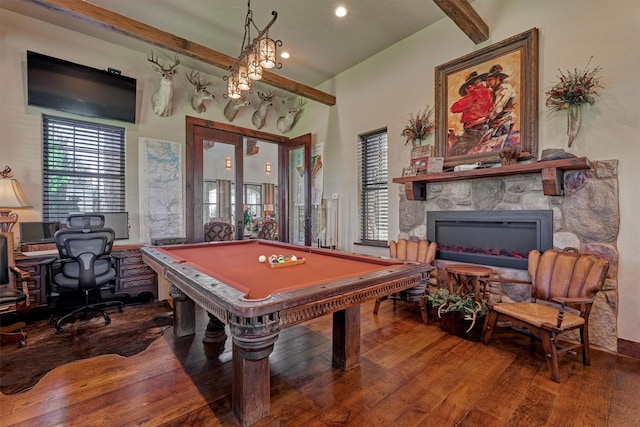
[435,28,539,167]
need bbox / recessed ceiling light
[335,6,348,17]
[281,51,290,59]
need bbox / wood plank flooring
[1,300,639,426]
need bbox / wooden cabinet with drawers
[14,257,55,308]
[112,247,158,300]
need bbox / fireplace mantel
[393,157,591,201]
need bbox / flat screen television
[19,221,62,244]
[27,50,137,123]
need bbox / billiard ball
[258,255,267,263]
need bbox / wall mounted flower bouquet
[545,57,603,147]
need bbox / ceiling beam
[25,0,337,106]
[433,0,489,44]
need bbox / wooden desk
[15,244,157,308]
[445,264,493,301]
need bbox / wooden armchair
[482,247,608,382]
[373,239,437,324]
[257,220,278,240]
[1,232,30,347]
[204,221,233,242]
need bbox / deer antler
[188,70,213,87]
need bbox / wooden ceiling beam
[433,0,489,44]
[25,0,337,106]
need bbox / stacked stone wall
[398,160,619,351]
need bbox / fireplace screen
[427,210,553,269]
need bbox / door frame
[185,116,310,243]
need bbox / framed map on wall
[139,137,183,243]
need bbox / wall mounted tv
[27,50,137,123]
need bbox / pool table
[141,240,430,426]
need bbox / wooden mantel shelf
[393,157,591,201]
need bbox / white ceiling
[1,0,452,88]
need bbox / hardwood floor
[2,300,639,427]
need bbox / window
[42,115,126,222]
[358,129,389,244]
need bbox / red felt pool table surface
[156,240,403,299]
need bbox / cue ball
[258,255,267,263]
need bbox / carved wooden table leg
[445,264,493,301]
[203,313,227,344]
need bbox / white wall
[1,0,638,345]
[298,0,640,344]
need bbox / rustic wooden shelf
[392,157,591,200]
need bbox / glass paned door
[282,134,312,246]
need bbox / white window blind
[358,129,389,243]
[42,115,126,222]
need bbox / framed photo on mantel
[435,28,539,168]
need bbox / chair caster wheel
[105,318,111,325]
[55,326,64,334]
[18,340,27,348]
[118,306,124,313]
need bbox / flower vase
[567,104,581,147]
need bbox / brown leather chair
[373,239,437,324]
[482,247,608,382]
[0,232,30,348]
[257,220,278,240]
[204,221,233,242]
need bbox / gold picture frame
[435,28,539,167]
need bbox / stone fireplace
[398,160,619,352]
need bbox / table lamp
[0,166,32,233]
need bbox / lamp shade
[237,64,251,91]
[227,76,242,99]
[247,52,263,81]
[0,179,31,209]
[259,38,277,69]
[0,178,31,233]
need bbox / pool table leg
[231,333,278,426]
[332,306,361,370]
[169,285,196,337]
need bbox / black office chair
[49,214,124,333]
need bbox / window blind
[42,115,126,222]
[358,129,389,243]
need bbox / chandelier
[225,0,283,99]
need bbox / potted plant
[427,288,488,342]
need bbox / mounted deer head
[186,70,214,113]
[276,97,306,133]
[223,97,251,122]
[251,91,275,130]
[148,53,180,117]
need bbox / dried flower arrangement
[545,58,603,147]
[401,106,434,147]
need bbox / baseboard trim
[618,338,640,359]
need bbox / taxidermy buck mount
[148,53,180,116]
[252,91,275,130]
[186,70,214,113]
[277,97,306,133]
[223,97,251,122]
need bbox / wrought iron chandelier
[225,0,283,99]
